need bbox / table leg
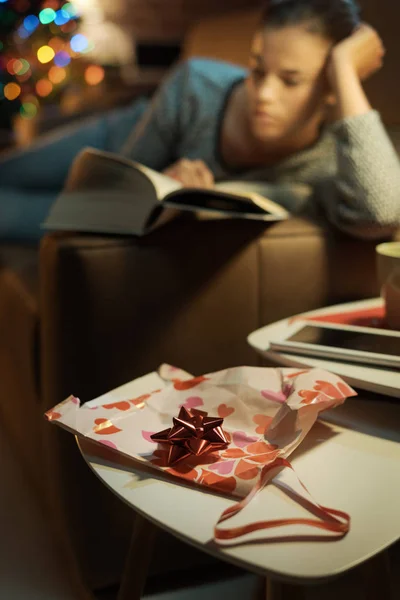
[265,578,283,600]
[263,578,306,600]
[117,514,158,600]
[262,550,392,600]
[359,550,392,600]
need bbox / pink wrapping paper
[45,365,357,543]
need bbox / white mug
[376,242,400,330]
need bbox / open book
[43,147,291,236]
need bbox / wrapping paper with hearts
[45,365,357,543]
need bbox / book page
[43,146,162,235]
[215,180,311,215]
[131,161,182,200]
[163,188,287,222]
[166,186,289,217]
[214,182,288,216]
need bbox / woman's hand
[328,24,385,84]
[327,24,385,120]
[163,159,214,189]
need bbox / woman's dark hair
[261,0,361,43]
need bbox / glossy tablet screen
[288,325,400,357]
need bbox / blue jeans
[0,99,147,241]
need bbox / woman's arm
[328,24,384,120]
[121,61,195,171]
[322,25,400,236]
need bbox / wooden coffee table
[77,365,400,599]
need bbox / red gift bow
[151,406,229,465]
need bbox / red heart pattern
[232,431,258,448]
[46,410,61,421]
[217,404,235,418]
[253,414,273,434]
[103,401,131,411]
[299,389,320,404]
[209,460,236,475]
[181,396,204,410]
[173,376,208,391]
[235,459,259,480]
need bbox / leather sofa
[1,5,399,593]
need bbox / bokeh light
[39,8,56,24]
[20,102,38,120]
[36,79,53,97]
[54,8,70,25]
[23,15,39,31]
[0,0,98,109]
[37,45,55,64]
[6,58,31,76]
[80,39,95,54]
[54,50,71,67]
[15,58,30,75]
[16,24,31,39]
[62,2,78,18]
[70,34,88,53]
[4,83,21,101]
[49,66,67,84]
[84,65,105,86]
[12,59,23,73]
[6,58,17,75]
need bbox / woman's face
[246,24,333,143]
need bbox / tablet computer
[269,321,400,369]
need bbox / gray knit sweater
[122,58,400,238]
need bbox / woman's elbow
[345,222,399,241]
[354,186,400,226]
[336,190,400,239]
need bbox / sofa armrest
[39,218,266,407]
[39,215,383,409]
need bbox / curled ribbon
[214,457,350,543]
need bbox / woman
[1,0,399,240]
